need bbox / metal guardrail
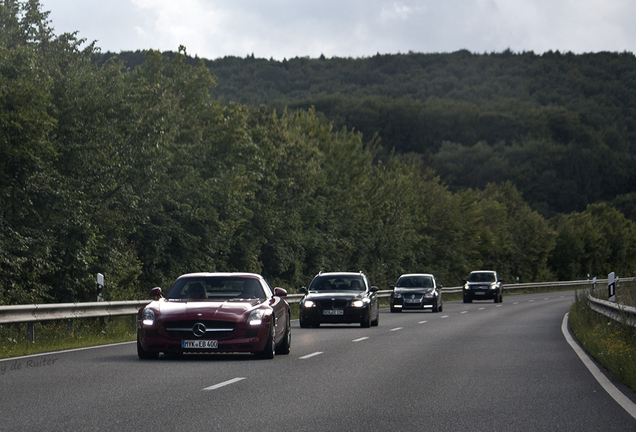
[1,278,618,326]
[0,300,151,325]
[588,295,636,328]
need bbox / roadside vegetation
[568,281,636,391]
[0,316,136,359]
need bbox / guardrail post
[68,319,74,335]
[27,322,35,343]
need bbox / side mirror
[389,285,395,290]
[149,287,162,300]
[299,287,308,295]
[370,286,379,293]
[274,287,288,297]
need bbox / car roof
[314,272,364,277]
[398,273,435,278]
[177,272,263,279]
[470,270,496,274]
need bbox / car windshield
[309,275,365,291]
[396,276,434,288]
[468,272,496,283]
[166,277,266,300]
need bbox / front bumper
[464,289,498,300]
[300,306,369,325]
[137,318,271,354]
[391,297,437,310]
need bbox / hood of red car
[153,299,263,320]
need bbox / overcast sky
[39,0,636,60]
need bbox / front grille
[164,320,235,340]
[315,299,349,309]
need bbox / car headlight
[393,293,402,299]
[303,300,315,308]
[142,308,155,326]
[490,284,497,290]
[247,309,267,326]
[350,300,364,308]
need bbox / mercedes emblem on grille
[192,322,207,338]
[411,294,415,299]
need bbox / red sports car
[137,272,291,359]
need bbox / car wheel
[432,303,438,313]
[137,333,159,360]
[256,321,275,360]
[463,297,472,303]
[360,312,371,328]
[439,301,443,312]
[299,317,310,328]
[390,306,401,313]
[276,315,291,355]
[371,310,379,326]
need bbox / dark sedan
[390,273,443,313]
[137,272,291,359]
[299,271,380,328]
[463,270,503,303]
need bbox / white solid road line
[562,313,636,420]
[202,377,246,391]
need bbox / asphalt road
[1,291,635,432]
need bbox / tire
[256,321,275,359]
[390,306,402,313]
[463,297,472,304]
[137,333,159,360]
[299,316,310,328]
[360,311,371,328]
[371,310,379,327]
[432,303,438,313]
[439,301,443,312]
[276,315,291,355]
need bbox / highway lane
[1,291,635,431]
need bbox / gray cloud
[40,0,636,59]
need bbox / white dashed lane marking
[299,352,323,360]
[203,377,246,391]
[353,337,369,342]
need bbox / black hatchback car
[390,273,442,313]
[463,270,503,303]
[299,272,380,328]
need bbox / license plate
[323,309,344,315]
[405,299,421,303]
[182,340,218,349]
[475,292,485,295]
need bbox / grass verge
[1,316,137,359]
[568,282,636,392]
